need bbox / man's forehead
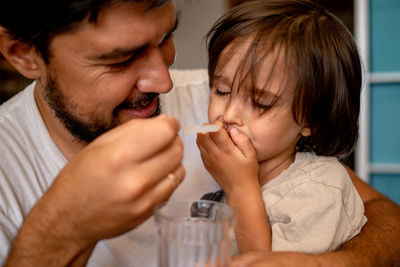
[137,0,172,9]
[97,0,173,16]
[48,1,176,60]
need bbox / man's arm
[327,167,400,266]
[231,167,400,267]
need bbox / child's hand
[196,122,260,198]
[197,123,271,252]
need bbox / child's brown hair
[207,0,361,157]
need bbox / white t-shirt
[262,152,367,253]
[0,69,219,266]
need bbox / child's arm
[228,183,272,253]
[196,126,271,253]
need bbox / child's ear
[0,26,42,79]
[301,127,311,137]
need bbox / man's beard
[42,74,161,144]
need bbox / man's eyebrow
[93,15,179,61]
[94,45,147,61]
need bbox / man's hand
[6,115,185,266]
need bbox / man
[0,1,189,266]
[0,0,398,266]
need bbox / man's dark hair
[0,0,170,63]
[207,0,362,157]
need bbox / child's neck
[258,152,296,186]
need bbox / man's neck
[34,84,86,160]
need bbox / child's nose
[222,99,244,126]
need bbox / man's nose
[135,47,174,94]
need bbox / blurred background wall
[172,0,353,69]
[172,0,227,69]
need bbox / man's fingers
[166,172,181,188]
[163,164,185,194]
[93,115,181,162]
[114,136,183,200]
[124,165,185,224]
[137,135,183,183]
[143,164,186,206]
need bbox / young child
[196,0,367,254]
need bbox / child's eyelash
[215,88,230,96]
[253,102,273,112]
[214,87,273,112]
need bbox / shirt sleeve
[268,181,366,253]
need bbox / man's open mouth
[116,93,160,119]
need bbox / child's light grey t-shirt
[260,152,367,253]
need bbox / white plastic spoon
[183,124,221,134]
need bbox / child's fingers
[196,131,218,152]
[207,121,235,150]
[229,128,257,159]
[197,121,229,151]
[196,134,220,169]
[209,130,232,150]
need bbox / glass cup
[154,199,235,267]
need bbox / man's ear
[300,127,311,137]
[0,26,42,79]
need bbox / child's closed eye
[251,91,280,114]
[213,86,231,96]
[252,101,274,113]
